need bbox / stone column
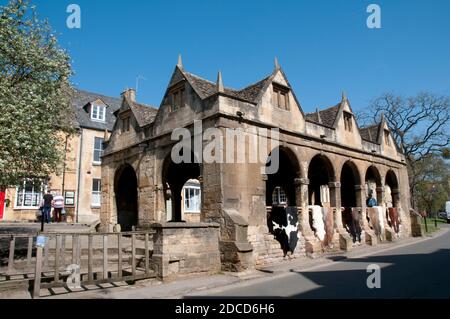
[295,178,322,255]
[329,182,352,251]
[295,178,313,237]
[356,184,377,246]
[377,185,392,241]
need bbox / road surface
[191,226,450,299]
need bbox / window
[91,104,106,122]
[320,185,330,205]
[183,182,201,213]
[272,84,290,110]
[171,86,185,112]
[343,112,353,132]
[93,137,104,164]
[64,191,75,206]
[92,179,101,207]
[272,187,287,205]
[123,117,130,132]
[384,130,391,146]
[15,180,43,209]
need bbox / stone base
[338,231,353,251]
[304,235,323,257]
[363,229,378,246]
[150,222,221,280]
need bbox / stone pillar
[295,178,322,256]
[377,186,392,241]
[329,182,352,251]
[356,184,377,246]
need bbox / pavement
[1,226,448,299]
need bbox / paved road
[192,226,450,299]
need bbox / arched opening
[341,161,362,244]
[307,155,335,244]
[308,155,334,207]
[265,147,299,207]
[265,147,300,255]
[365,166,382,205]
[114,164,138,232]
[385,170,401,235]
[162,152,201,222]
[385,170,399,208]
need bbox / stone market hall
[100,57,420,275]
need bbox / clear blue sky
[13,0,450,113]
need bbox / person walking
[52,193,65,223]
[41,192,53,224]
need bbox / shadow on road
[186,249,450,299]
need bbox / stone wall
[151,222,221,279]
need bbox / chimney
[121,88,136,102]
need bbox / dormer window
[170,83,185,112]
[272,84,290,111]
[343,112,353,132]
[91,104,106,122]
[384,129,391,146]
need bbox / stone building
[100,57,416,272]
[0,90,121,224]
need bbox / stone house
[0,90,121,224]
[100,57,416,271]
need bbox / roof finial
[217,70,224,93]
[274,56,280,70]
[341,91,347,102]
[177,54,183,68]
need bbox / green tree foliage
[415,153,449,214]
[0,0,75,189]
[359,92,450,208]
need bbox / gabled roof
[129,100,158,127]
[305,104,340,128]
[177,68,272,105]
[71,89,122,131]
[360,123,381,143]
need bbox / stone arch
[265,146,301,207]
[307,154,336,207]
[385,169,400,208]
[341,161,362,208]
[114,163,138,231]
[365,165,383,204]
[162,151,201,222]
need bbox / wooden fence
[0,231,155,298]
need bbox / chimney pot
[121,88,136,102]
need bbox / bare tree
[361,92,450,209]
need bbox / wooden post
[72,235,77,265]
[88,234,94,283]
[131,234,136,278]
[145,233,150,275]
[8,236,15,273]
[103,235,108,280]
[33,246,43,299]
[61,235,66,268]
[43,238,50,271]
[55,235,61,282]
[117,234,122,280]
[27,236,33,268]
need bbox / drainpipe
[75,129,84,224]
[61,134,69,195]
